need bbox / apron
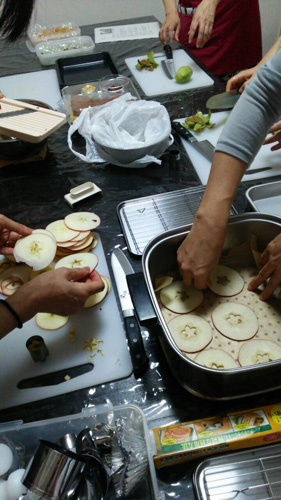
[178,0,262,75]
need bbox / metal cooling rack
[117,186,236,255]
[194,444,281,500]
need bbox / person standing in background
[159,0,262,79]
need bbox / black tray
[56,52,118,87]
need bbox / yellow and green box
[152,402,281,468]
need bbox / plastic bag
[67,93,172,168]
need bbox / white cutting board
[125,49,214,97]
[0,233,133,410]
[176,111,281,184]
[0,69,61,110]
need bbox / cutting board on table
[0,233,133,411]
[0,69,61,110]
[125,49,214,97]
[176,111,281,184]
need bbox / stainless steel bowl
[139,213,281,400]
[0,99,51,161]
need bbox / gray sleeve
[215,50,281,167]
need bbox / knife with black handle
[111,248,149,377]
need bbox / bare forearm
[256,36,281,68]
[162,0,178,15]
[197,152,247,223]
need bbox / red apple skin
[211,312,258,342]
[0,276,24,296]
[160,296,204,315]
[180,335,212,354]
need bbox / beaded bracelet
[0,299,23,328]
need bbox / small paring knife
[111,248,149,377]
[163,44,176,79]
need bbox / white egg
[0,444,13,476]
[0,480,9,500]
[7,469,26,500]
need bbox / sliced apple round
[14,232,56,271]
[84,276,108,308]
[46,220,80,243]
[168,314,213,353]
[195,348,239,369]
[1,276,24,296]
[32,228,57,244]
[160,280,203,314]
[212,302,258,341]
[64,212,100,231]
[103,275,112,293]
[209,265,244,297]
[55,252,98,272]
[36,312,69,330]
[154,276,174,292]
[0,264,31,291]
[238,339,281,367]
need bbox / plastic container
[0,403,162,499]
[36,36,95,66]
[62,75,140,123]
[28,22,81,46]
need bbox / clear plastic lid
[28,22,81,45]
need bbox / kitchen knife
[172,121,214,162]
[163,44,176,79]
[111,248,149,377]
[206,90,240,110]
[0,108,35,118]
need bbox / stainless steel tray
[194,442,281,499]
[117,187,236,255]
[246,181,281,218]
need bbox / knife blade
[172,121,214,162]
[111,248,149,377]
[163,44,176,79]
[0,108,35,119]
[206,90,240,110]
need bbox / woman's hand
[177,214,227,289]
[248,234,281,300]
[0,214,32,255]
[188,0,218,48]
[8,267,105,323]
[159,11,181,44]
[263,118,281,151]
[226,67,257,93]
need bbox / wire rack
[194,444,281,500]
[117,186,236,255]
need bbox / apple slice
[32,228,57,244]
[160,280,203,314]
[68,234,94,251]
[1,276,24,296]
[103,275,112,293]
[238,339,281,367]
[0,264,31,289]
[209,265,244,297]
[64,212,100,231]
[46,220,80,243]
[84,276,108,308]
[154,276,174,292]
[54,252,98,272]
[212,302,258,341]
[36,312,69,330]
[14,232,56,271]
[168,314,213,353]
[195,348,239,369]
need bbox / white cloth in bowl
[67,93,172,167]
